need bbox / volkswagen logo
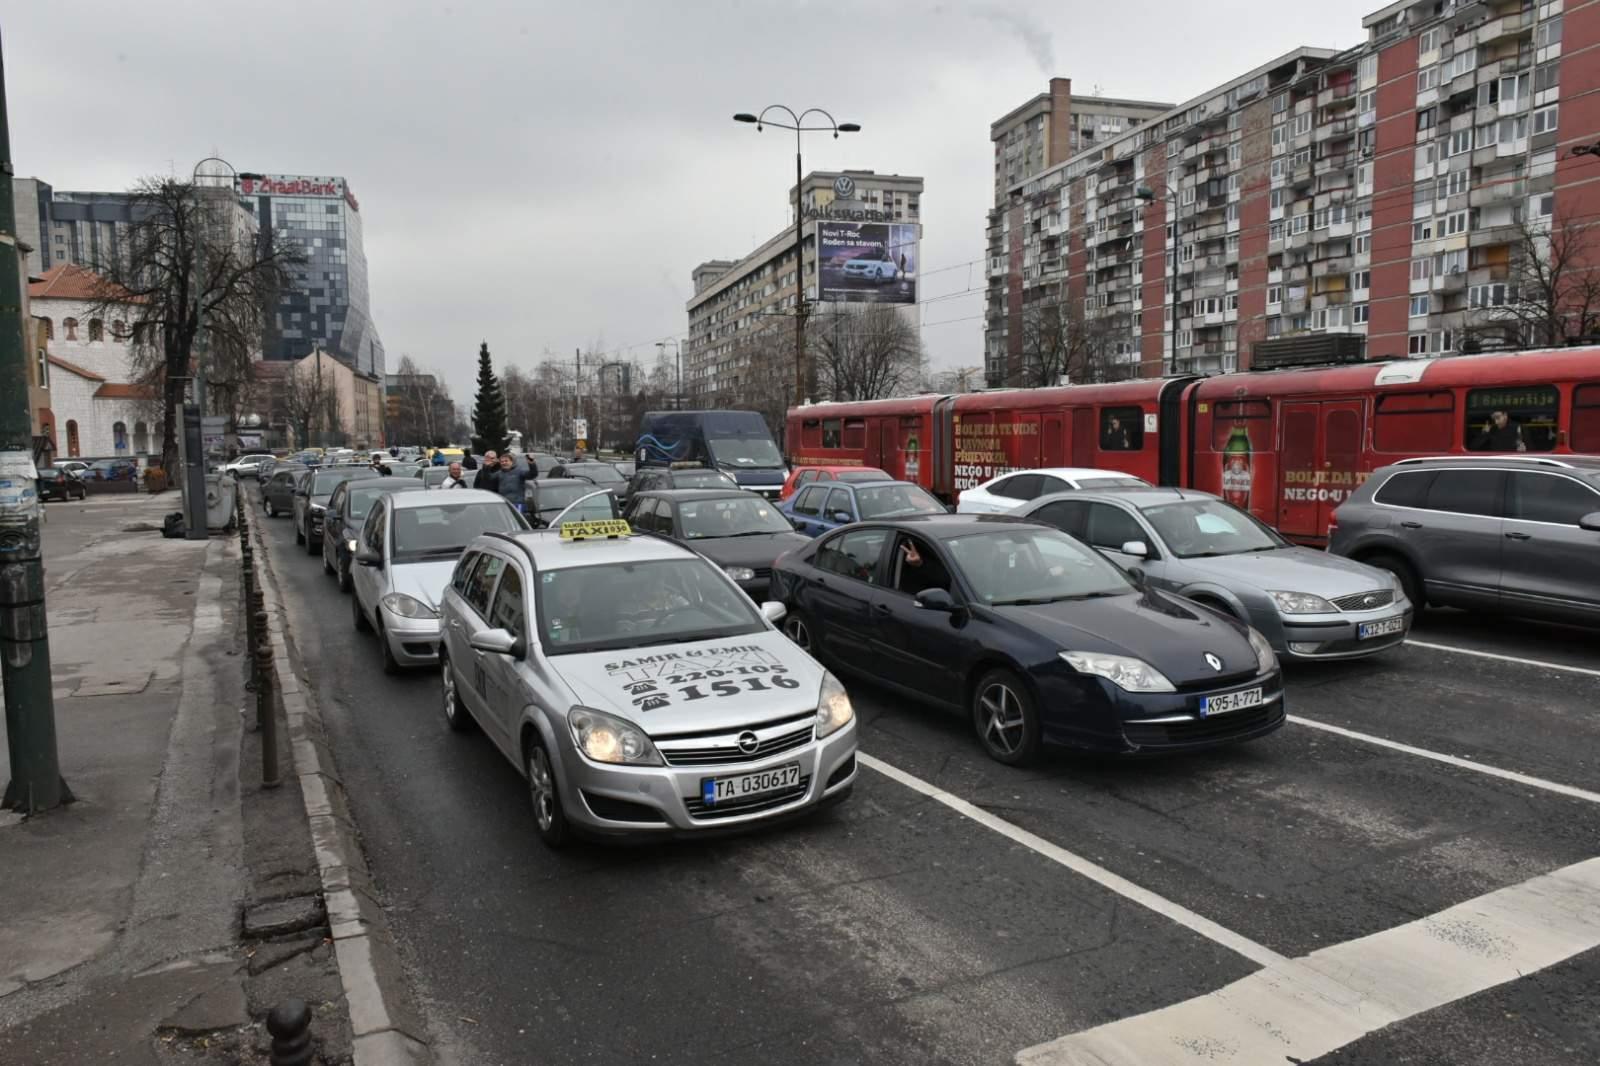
[833,174,856,199]
[737,731,760,754]
[1204,653,1223,672]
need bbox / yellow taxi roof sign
[559,518,633,541]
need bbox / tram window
[801,419,822,449]
[842,418,866,450]
[1374,391,1455,453]
[1465,386,1558,452]
[1099,407,1144,451]
[822,419,842,449]
[1210,400,1270,450]
[1573,385,1600,453]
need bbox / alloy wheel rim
[980,683,1024,755]
[785,617,810,650]
[529,749,555,831]
[442,660,456,719]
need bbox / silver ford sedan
[1019,488,1413,660]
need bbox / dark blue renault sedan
[771,514,1284,764]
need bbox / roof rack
[1394,455,1575,469]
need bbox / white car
[956,467,1149,515]
[224,453,275,476]
[842,250,899,283]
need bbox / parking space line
[857,753,1288,970]
[1289,715,1600,805]
[1405,638,1600,679]
[1016,855,1600,1065]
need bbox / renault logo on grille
[1204,653,1223,672]
[737,731,760,754]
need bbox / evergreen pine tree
[470,341,510,454]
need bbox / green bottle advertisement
[1221,425,1252,508]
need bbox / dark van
[635,410,787,499]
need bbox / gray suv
[1329,456,1600,626]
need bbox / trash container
[205,473,237,531]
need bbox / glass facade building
[241,174,385,378]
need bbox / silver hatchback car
[436,522,858,847]
[1020,488,1412,660]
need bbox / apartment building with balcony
[986,0,1600,386]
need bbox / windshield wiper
[723,529,784,537]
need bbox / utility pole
[0,32,71,813]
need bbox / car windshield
[312,470,355,495]
[679,496,790,538]
[946,528,1133,606]
[708,437,783,468]
[836,469,890,482]
[855,484,946,519]
[348,483,420,518]
[390,502,526,562]
[1142,499,1285,558]
[534,483,594,512]
[673,470,736,489]
[537,558,764,655]
[38,466,62,480]
[421,468,452,486]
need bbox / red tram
[786,346,1600,545]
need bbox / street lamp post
[656,339,681,410]
[733,107,860,408]
[1136,184,1181,377]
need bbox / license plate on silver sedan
[1359,616,1406,640]
[701,762,801,806]
[1199,687,1263,718]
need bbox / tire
[441,652,474,733]
[263,498,275,517]
[376,618,401,675]
[352,590,372,633]
[336,553,353,594]
[783,610,819,659]
[971,668,1041,766]
[524,732,571,849]
[306,524,321,556]
[321,538,335,574]
[1365,553,1423,609]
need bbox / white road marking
[1016,855,1600,1065]
[1289,715,1600,805]
[1405,637,1600,679]
[857,752,1288,969]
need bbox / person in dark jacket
[473,450,500,492]
[369,453,392,477]
[1471,410,1526,452]
[494,453,532,512]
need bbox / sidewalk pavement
[0,493,353,1064]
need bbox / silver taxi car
[437,518,858,847]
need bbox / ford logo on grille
[737,731,760,754]
[1363,594,1377,607]
[1204,653,1223,672]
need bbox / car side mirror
[1581,511,1600,533]
[831,511,853,524]
[469,627,524,660]
[1120,540,1149,559]
[760,601,787,625]
[915,588,956,612]
[790,516,806,529]
[355,548,383,568]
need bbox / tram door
[1276,400,1363,540]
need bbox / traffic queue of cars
[253,449,1538,851]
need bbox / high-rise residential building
[986,0,1600,387]
[240,174,385,379]
[685,169,923,400]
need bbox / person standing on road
[494,452,532,512]
[440,461,469,489]
[474,450,500,492]
[370,453,392,477]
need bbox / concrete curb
[245,509,434,1066]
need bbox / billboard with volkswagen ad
[817,222,918,305]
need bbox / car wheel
[524,733,570,849]
[1365,553,1423,609]
[376,617,401,675]
[441,652,473,733]
[337,554,353,594]
[783,610,817,655]
[263,498,275,517]
[971,668,1041,766]
[306,527,320,556]
[352,590,372,633]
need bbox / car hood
[726,469,786,486]
[684,532,812,570]
[552,629,826,734]
[1173,547,1391,598]
[994,589,1258,686]
[384,559,459,612]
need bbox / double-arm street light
[733,107,860,407]
[1136,183,1181,376]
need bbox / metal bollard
[257,639,279,788]
[266,999,312,1066]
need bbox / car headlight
[1247,626,1278,674]
[1268,590,1336,614]
[816,671,854,738]
[568,706,661,765]
[346,539,358,552]
[724,566,756,582]
[1059,651,1175,693]
[310,503,326,514]
[379,593,437,619]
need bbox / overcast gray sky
[9,0,1377,399]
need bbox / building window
[110,319,128,339]
[1449,129,1472,156]
[1410,295,1431,317]
[89,318,104,342]
[1358,90,1375,114]
[41,317,52,341]
[66,419,80,457]
[1408,334,1430,356]
[1450,49,1476,77]
[1443,210,1468,236]
[1418,67,1440,93]
[1533,193,1554,219]
[1417,107,1437,131]
[1355,233,1372,254]
[1353,303,1369,324]
[1293,112,1312,136]
[1353,270,1371,292]
[1534,16,1562,49]
[1413,219,1434,241]
[1272,92,1288,114]
[1419,28,1440,54]
[113,421,128,454]
[1267,285,1283,305]
[1532,105,1558,135]
[1411,258,1433,281]
[1469,283,1511,308]
[63,317,78,340]
[36,347,48,388]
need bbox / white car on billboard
[842,248,899,283]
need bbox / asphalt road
[254,492,1600,1066]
